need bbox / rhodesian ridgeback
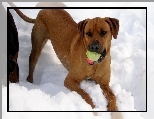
[9,4,121,113]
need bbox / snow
[2,2,153,119]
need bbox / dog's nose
[89,40,101,52]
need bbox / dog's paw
[26,76,33,83]
[107,104,118,111]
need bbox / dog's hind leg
[27,23,48,83]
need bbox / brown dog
[10,7,119,111]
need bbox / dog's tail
[7,2,35,24]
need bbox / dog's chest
[86,64,98,78]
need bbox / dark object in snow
[8,10,19,83]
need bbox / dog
[9,6,120,112]
[8,10,19,83]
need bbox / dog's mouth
[97,49,106,63]
[87,49,106,65]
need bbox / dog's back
[35,9,78,70]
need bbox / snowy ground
[2,2,153,119]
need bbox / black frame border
[7,6,147,113]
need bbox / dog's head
[78,17,119,63]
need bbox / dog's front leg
[96,79,117,111]
[64,73,95,108]
[101,84,117,111]
[101,85,123,119]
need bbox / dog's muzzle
[89,40,101,53]
[88,41,106,65]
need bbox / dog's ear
[78,19,88,38]
[105,17,119,39]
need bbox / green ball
[86,50,101,61]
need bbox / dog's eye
[86,32,92,37]
[100,30,107,36]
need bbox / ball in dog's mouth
[86,49,106,65]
